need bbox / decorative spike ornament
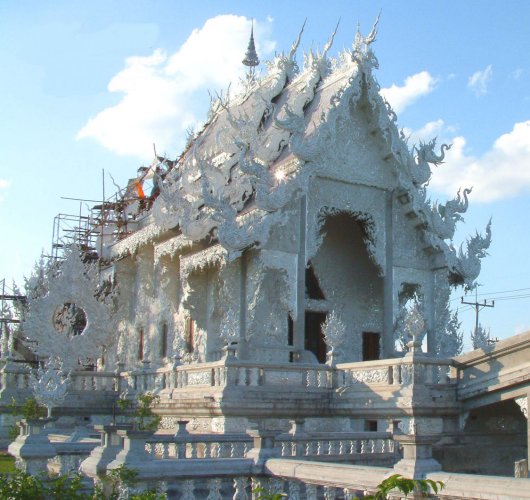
[242,22,259,67]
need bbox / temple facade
[22,21,490,372]
[5,21,528,498]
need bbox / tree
[471,323,490,349]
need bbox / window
[365,420,378,432]
[287,315,294,346]
[160,322,168,358]
[288,315,294,362]
[362,332,380,361]
[138,328,144,361]
[185,318,195,353]
[305,311,327,364]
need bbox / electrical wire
[451,286,530,302]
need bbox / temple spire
[242,21,260,68]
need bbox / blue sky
[1,1,530,347]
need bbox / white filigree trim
[154,235,194,263]
[180,245,227,279]
[109,223,163,260]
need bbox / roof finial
[289,19,306,61]
[323,18,340,57]
[242,20,260,68]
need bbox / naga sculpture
[427,188,472,242]
[236,139,308,213]
[451,220,492,290]
[275,105,321,162]
[410,139,452,187]
[200,171,255,259]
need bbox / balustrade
[337,357,455,388]
[70,371,119,393]
[274,431,393,459]
[145,433,252,460]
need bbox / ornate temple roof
[114,19,491,291]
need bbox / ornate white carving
[410,139,451,188]
[154,235,194,263]
[30,357,71,417]
[322,310,346,364]
[348,369,388,385]
[159,416,177,430]
[449,220,492,290]
[186,371,211,386]
[217,262,240,344]
[259,250,298,316]
[425,187,472,244]
[109,223,162,259]
[180,245,227,279]
[22,246,117,369]
[394,297,426,350]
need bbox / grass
[0,453,16,474]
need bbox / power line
[461,288,495,335]
[494,294,530,302]
[451,286,530,302]
[456,293,530,305]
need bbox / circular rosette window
[22,248,116,368]
[53,303,87,337]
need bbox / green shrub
[6,396,47,440]
[8,396,47,421]
[105,464,166,500]
[117,393,161,431]
[0,453,16,474]
[253,475,445,500]
[252,487,287,500]
[0,466,167,499]
[362,474,445,499]
[0,470,86,499]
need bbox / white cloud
[512,68,523,80]
[380,71,438,114]
[430,120,530,202]
[403,119,455,146]
[77,15,276,159]
[467,64,493,96]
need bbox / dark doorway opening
[288,315,294,362]
[363,331,380,361]
[365,420,378,432]
[305,264,326,300]
[305,311,327,364]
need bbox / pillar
[382,190,394,358]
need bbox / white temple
[4,19,530,499]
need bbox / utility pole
[461,287,495,335]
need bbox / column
[382,190,394,358]
[294,195,307,357]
